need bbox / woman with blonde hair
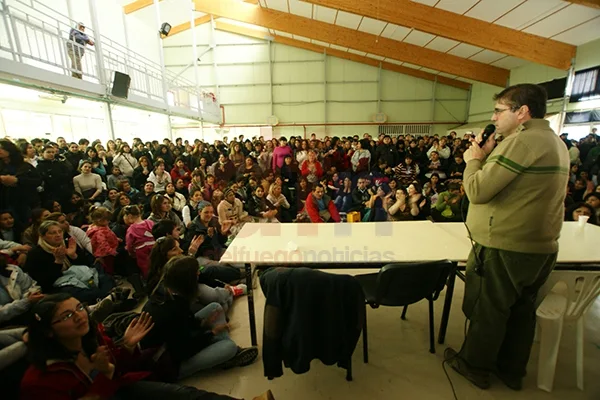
[266,182,291,222]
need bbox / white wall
[162,25,469,137]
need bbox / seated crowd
[0,129,597,399]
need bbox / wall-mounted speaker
[111,71,131,99]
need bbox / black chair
[355,260,452,363]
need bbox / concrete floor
[179,269,600,400]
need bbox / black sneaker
[444,348,491,390]
[221,346,259,369]
[495,370,523,391]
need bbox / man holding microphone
[445,84,570,390]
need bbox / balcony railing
[0,0,220,122]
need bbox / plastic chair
[535,270,600,392]
[355,260,451,363]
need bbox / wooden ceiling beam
[301,0,576,70]
[123,0,162,14]
[214,21,471,91]
[194,0,508,86]
[563,0,600,9]
[167,15,213,37]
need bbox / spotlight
[159,22,171,37]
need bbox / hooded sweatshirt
[125,220,155,277]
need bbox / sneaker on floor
[252,390,275,400]
[444,347,491,390]
[221,346,258,369]
[229,283,248,297]
[90,298,114,324]
[495,370,523,391]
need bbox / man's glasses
[52,303,86,324]
[493,107,517,115]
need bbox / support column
[558,59,576,135]
[167,115,173,141]
[88,0,107,87]
[121,10,132,77]
[464,85,472,123]
[323,49,327,125]
[209,15,220,103]
[66,0,74,21]
[190,5,201,117]
[105,103,116,140]
[430,77,437,134]
[377,62,382,113]
[153,0,170,105]
[268,40,274,117]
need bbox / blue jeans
[197,284,233,313]
[177,303,238,379]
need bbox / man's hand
[464,141,487,163]
[476,131,496,155]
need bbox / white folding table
[432,221,600,344]
[220,221,473,346]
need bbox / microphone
[480,124,496,146]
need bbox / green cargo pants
[458,243,557,377]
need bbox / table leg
[438,263,457,344]
[245,263,258,346]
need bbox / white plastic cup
[578,215,589,227]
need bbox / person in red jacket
[169,157,192,187]
[20,293,263,399]
[303,185,340,223]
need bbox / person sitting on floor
[349,177,370,215]
[146,236,245,315]
[246,186,278,223]
[302,185,340,223]
[217,187,252,238]
[186,202,232,260]
[24,221,114,305]
[21,293,261,399]
[46,211,94,261]
[0,257,43,327]
[432,182,464,222]
[267,183,292,222]
[142,256,257,380]
[124,205,155,279]
[147,194,184,234]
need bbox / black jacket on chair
[260,267,364,378]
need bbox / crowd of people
[0,125,597,399]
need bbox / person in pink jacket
[271,137,292,172]
[86,207,120,275]
[124,205,155,278]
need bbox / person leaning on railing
[66,22,94,79]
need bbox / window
[570,67,600,102]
